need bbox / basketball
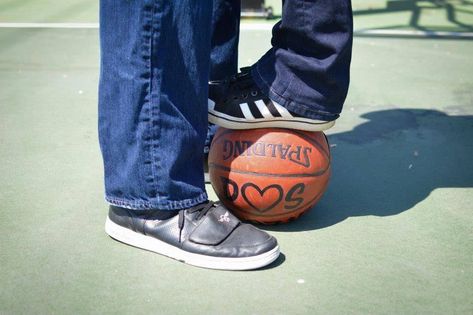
[208,128,331,224]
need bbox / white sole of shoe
[208,110,335,132]
[105,217,280,271]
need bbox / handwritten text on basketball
[221,177,306,212]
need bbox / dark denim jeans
[99,0,352,210]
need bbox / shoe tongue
[188,206,239,246]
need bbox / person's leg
[205,0,241,154]
[208,0,353,130]
[209,0,241,81]
[99,0,279,270]
[252,0,353,121]
[99,0,212,210]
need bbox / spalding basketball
[208,128,331,224]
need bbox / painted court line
[0,22,273,30]
[355,28,473,39]
[1,22,472,38]
[0,22,99,28]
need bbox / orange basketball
[208,128,331,224]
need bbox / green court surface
[1,1,472,314]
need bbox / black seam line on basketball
[290,129,331,161]
[210,128,238,144]
[209,126,313,149]
[233,185,327,218]
[322,133,332,160]
[209,111,331,125]
[209,163,329,177]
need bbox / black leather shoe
[208,67,335,131]
[105,201,280,270]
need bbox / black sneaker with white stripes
[208,67,335,131]
[105,201,280,270]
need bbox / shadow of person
[263,108,473,232]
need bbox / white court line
[241,23,273,31]
[0,22,99,28]
[0,22,273,30]
[355,28,473,38]
[1,22,473,38]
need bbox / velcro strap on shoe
[189,207,239,245]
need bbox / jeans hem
[251,64,340,122]
[105,192,208,211]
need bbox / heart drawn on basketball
[241,183,283,213]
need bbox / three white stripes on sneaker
[208,97,335,131]
[210,98,294,120]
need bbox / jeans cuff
[105,192,209,211]
[251,63,340,122]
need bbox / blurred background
[1,0,472,32]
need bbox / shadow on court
[355,0,473,29]
[268,0,473,33]
[264,108,473,232]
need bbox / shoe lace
[228,67,258,100]
[177,201,217,242]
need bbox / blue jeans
[98,0,352,210]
